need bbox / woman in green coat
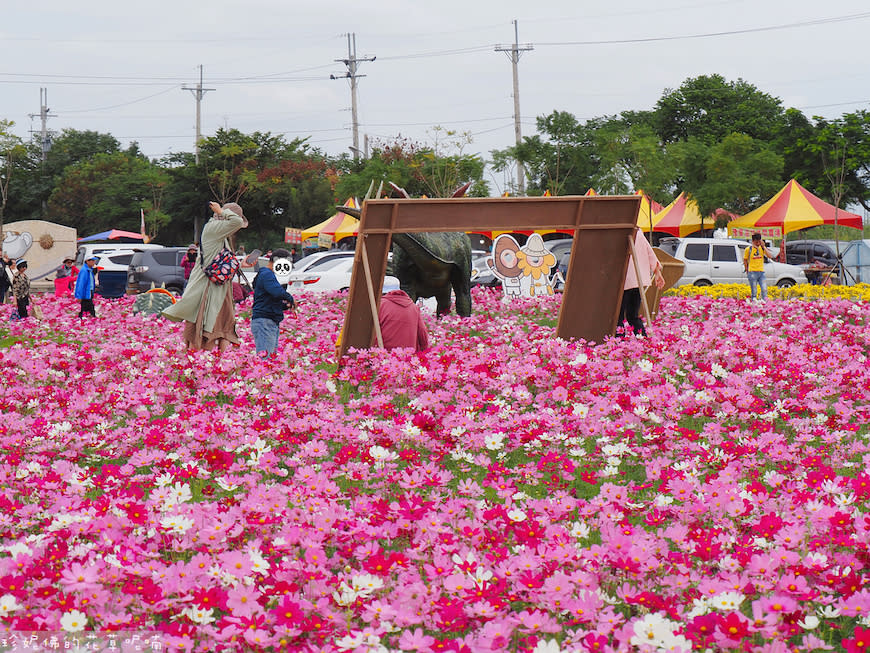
[163,201,248,352]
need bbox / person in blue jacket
[74,255,99,318]
[251,248,295,356]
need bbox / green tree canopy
[653,74,786,145]
[47,150,170,236]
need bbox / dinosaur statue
[337,182,474,317]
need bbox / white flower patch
[485,433,505,451]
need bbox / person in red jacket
[378,289,429,351]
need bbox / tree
[672,133,783,221]
[47,150,170,236]
[653,74,786,145]
[0,120,26,244]
[493,111,599,196]
[5,129,121,222]
[334,131,488,202]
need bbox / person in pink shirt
[378,289,429,351]
[618,229,664,337]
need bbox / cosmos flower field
[1,287,869,652]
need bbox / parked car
[661,237,807,287]
[126,247,189,295]
[288,257,399,293]
[781,240,841,268]
[293,250,354,275]
[75,243,165,298]
[470,254,500,288]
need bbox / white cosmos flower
[711,591,745,611]
[350,573,384,597]
[817,605,840,619]
[507,509,527,522]
[60,609,88,632]
[216,477,239,492]
[834,492,857,508]
[0,594,21,615]
[160,515,194,535]
[183,606,215,625]
[637,359,653,372]
[798,615,820,630]
[368,445,398,463]
[484,433,505,451]
[572,403,589,418]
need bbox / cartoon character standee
[488,234,524,299]
[516,234,556,297]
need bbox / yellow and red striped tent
[636,190,664,233]
[727,179,863,239]
[301,197,360,245]
[651,192,711,237]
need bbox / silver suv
[660,237,807,287]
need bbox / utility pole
[29,88,55,164]
[182,65,214,165]
[495,21,533,195]
[331,33,375,158]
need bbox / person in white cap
[74,255,100,318]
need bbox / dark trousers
[617,288,646,337]
[80,298,96,317]
[16,298,28,318]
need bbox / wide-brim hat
[222,202,245,219]
[523,234,550,257]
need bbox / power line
[60,85,180,114]
[537,11,870,46]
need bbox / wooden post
[359,238,383,348]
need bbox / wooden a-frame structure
[338,195,644,358]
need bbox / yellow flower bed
[664,283,870,301]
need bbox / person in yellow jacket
[743,233,773,300]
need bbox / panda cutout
[272,258,293,286]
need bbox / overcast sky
[3,0,869,195]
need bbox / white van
[75,243,164,297]
[659,237,807,287]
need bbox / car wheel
[776,278,796,288]
[693,279,712,287]
[166,285,184,295]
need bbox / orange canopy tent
[727,179,864,239]
[301,197,360,245]
[651,192,711,237]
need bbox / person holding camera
[163,201,248,352]
[251,249,296,357]
[181,244,198,287]
[743,232,773,300]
